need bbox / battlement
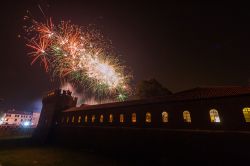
[43,89,78,104]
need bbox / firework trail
[23,16,132,101]
[61,82,114,106]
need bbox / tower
[33,89,77,143]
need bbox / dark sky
[1,0,250,112]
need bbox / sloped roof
[63,86,250,112]
[173,86,250,100]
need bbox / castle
[34,87,250,155]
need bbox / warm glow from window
[145,112,151,123]
[109,114,113,123]
[100,115,104,123]
[210,109,220,123]
[120,114,124,123]
[243,107,250,122]
[72,116,75,123]
[84,115,88,123]
[162,111,168,122]
[78,116,82,123]
[183,111,191,123]
[66,117,69,123]
[92,115,95,123]
[132,113,136,123]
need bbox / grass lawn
[0,146,133,166]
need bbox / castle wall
[35,89,250,155]
[56,95,250,131]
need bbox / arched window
[243,107,250,122]
[72,116,75,123]
[66,117,69,123]
[132,113,136,123]
[84,115,88,123]
[109,114,113,123]
[92,115,95,123]
[78,116,82,123]
[162,111,168,123]
[120,114,124,123]
[183,111,191,123]
[210,109,220,123]
[100,115,104,123]
[145,112,151,123]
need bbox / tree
[0,98,4,118]
[0,111,3,118]
[135,78,172,99]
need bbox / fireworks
[23,16,132,100]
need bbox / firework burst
[23,16,132,101]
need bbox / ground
[1,129,249,165]
[0,144,135,166]
[0,133,134,166]
[0,147,116,166]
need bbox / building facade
[0,109,40,127]
[32,87,250,157]
[56,87,250,131]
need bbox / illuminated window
[145,112,151,123]
[243,107,250,122]
[120,114,124,123]
[162,111,168,122]
[84,115,88,123]
[72,116,75,123]
[92,115,96,123]
[132,113,136,123]
[61,117,64,123]
[78,116,82,123]
[100,115,104,123]
[66,117,69,123]
[183,111,191,123]
[210,109,220,123]
[109,114,113,123]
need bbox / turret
[33,89,77,143]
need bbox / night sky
[1,1,250,112]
